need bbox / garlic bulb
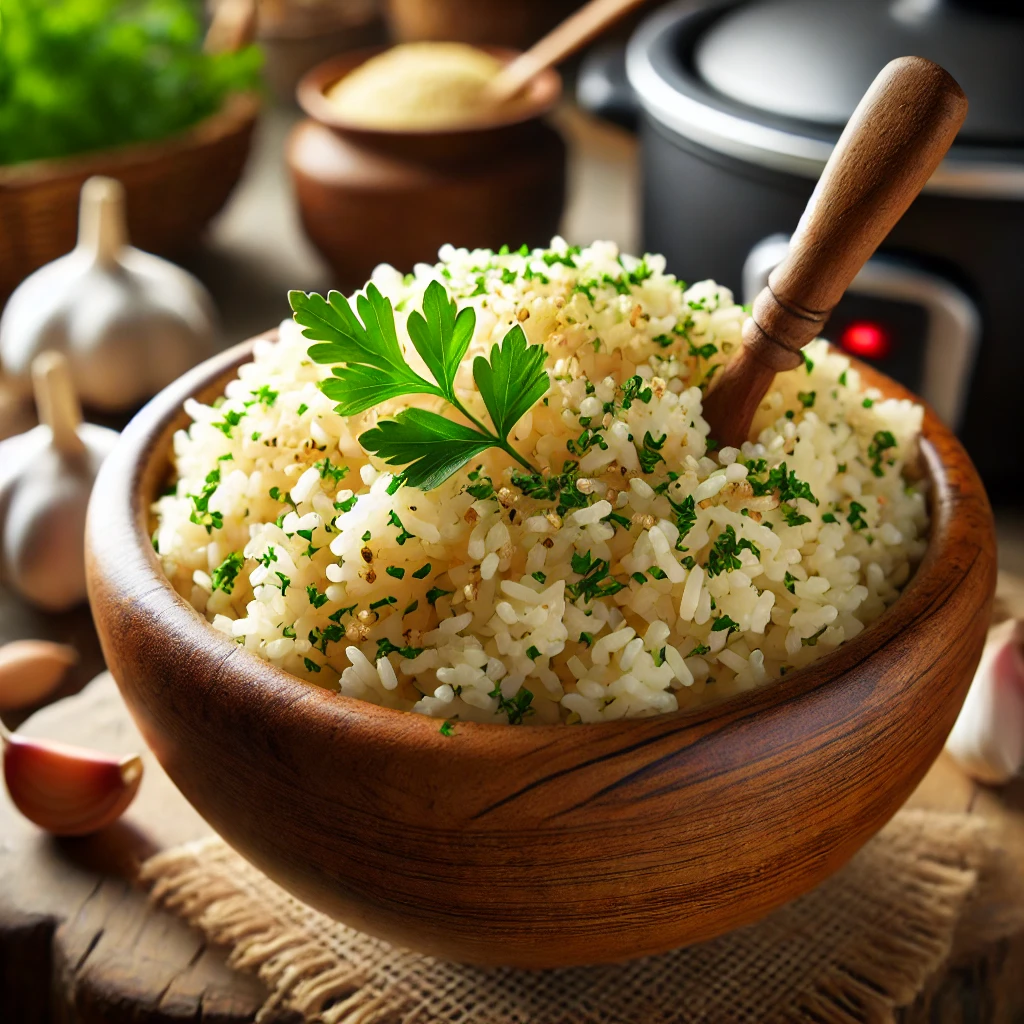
[0,176,217,411]
[946,618,1024,785]
[0,352,119,611]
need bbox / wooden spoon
[483,0,648,106]
[701,56,967,449]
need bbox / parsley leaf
[359,410,494,491]
[472,323,549,438]
[406,279,476,402]
[294,284,438,414]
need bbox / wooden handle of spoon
[702,56,967,448]
[484,0,649,105]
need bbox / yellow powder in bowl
[324,43,504,130]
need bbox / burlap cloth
[139,808,1024,1024]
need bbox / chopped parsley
[797,391,816,408]
[669,494,697,550]
[303,657,321,673]
[711,614,739,633]
[687,643,711,657]
[426,586,453,605]
[846,501,869,531]
[306,584,329,608]
[802,625,828,647]
[440,720,457,737]
[784,572,797,594]
[412,563,433,580]
[638,431,667,473]
[211,551,244,594]
[867,430,897,477]
[489,681,535,725]
[386,566,405,579]
[387,510,415,545]
[315,457,349,486]
[188,469,223,533]
[705,526,760,577]
[566,550,626,602]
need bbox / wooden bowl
[286,48,566,290]
[0,93,259,303]
[85,335,997,968]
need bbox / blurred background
[0,0,1020,626]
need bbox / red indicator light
[840,321,890,360]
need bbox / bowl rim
[86,326,993,747]
[294,45,563,138]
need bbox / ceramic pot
[286,48,567,289]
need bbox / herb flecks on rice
[155,239,927,725]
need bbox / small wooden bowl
[286,48,567,289]
[0,93,259,302]
[85,336,996,968]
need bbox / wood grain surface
[703,56,968,448]
[84,336,997,968]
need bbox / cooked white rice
[155,239,928,726]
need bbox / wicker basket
[0,92,260,301]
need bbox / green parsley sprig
[290,280,549,490]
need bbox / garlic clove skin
[0,352,119,612]
[0,640,78,710]
[946,618,1024,785]
[3,732,142,836]
[0,177,218,412]
[0,422,118,612]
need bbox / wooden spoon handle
[484,0,648,105]
[702,56,967,448]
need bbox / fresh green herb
[526,645,542,660]
[212,408,244,437]
[839,371,848,386]
[303,657,322,673]
[440,720,457,737]
[711,614,739,633]
[315,457,349,486]
[531,571,547,584]
[361,530,371,542]
[669,494,697,551]
[369,596,397,612]
[867,430,897,477]
[211,551,244,594]
[376,638,423,660]
[579,632,594,647]
[705,526,760,577]
[862,397,875,408]
[802,351,814,374]
[386,566,405,579]
[306,584,329,609]
[188,469,223,533]
[328,605,357,621]
[687,340,718,360]
[387,510,415,545]
[779,504,812,527]
[0,0,262,166]
[489,681,535,725]
[837,463,847,474]
[648,566,668,580]
[638,431,667,473]
[335,495,357,513]
[748,462,819,505]
[282,625,296,639]
[403,600,419,615]
[252,385,278,407]
[784,572,797,594]
[687,643,711,657]
[426,586,453,605]
[275,572,291,594]
[412,563,433,580]
[466,479,495,500]
[566,551,626,603]
[631,571,648,584]
[797,391,816,409]
[294,280,549,489]
[309,624,345,654]
[847,501,869,531]
[822,512,838,524]
[802,625,828,647]
[297,403,308,416]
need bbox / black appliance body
[612,0,1024,501]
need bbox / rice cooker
[582,0,1024,501]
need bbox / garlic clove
[2,731,142,836]
[946,618,1024,785]
[0,640,78,710]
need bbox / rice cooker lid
[626,0,1024,198]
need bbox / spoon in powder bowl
[700,56,967,448]
[482,0,650,107]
